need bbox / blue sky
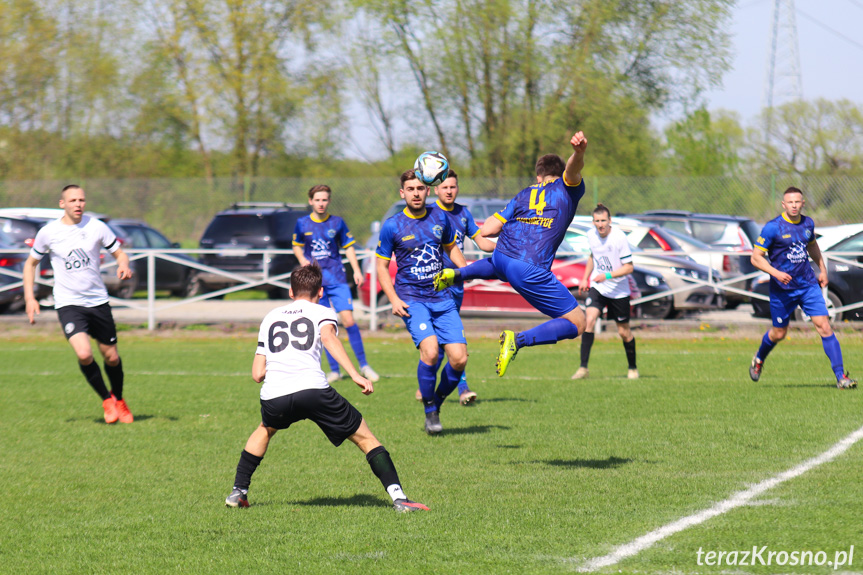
[704,0,863,122]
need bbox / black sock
[366,446,401,490]
[580,332,595,368]
[623,337,637,369]
[80,361,111,400]
[234,450,263,491]
[104,359,124,400]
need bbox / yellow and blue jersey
[376,207,457,302]
[493,176,585,270]
[754,214,818,291]
[292,214,356,286]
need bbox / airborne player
[375,170,468,435]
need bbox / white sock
[386,484,406,502]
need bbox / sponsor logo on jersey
[401,234,415,241]
[757,236,765,245]
[514,216,554,228]
[63,248,91,271]
[304,231,313,236]
[782,234,791,238]
[786,244,808,263]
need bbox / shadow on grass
[64,413,173,424]
[475,397,535,404]
[542,456,633,469]
[439,424,511,436]
[777,383,839,389]
[292,494,385,508]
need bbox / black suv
[197,203,309,299]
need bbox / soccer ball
[413,151,450,187]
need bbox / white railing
[3,247,862,329]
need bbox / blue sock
[460,257,497,282]
[821,334,845,380]
[417,361,438,413]
[456,371,470,395]
[756,331,777,362]
[324,348,340,373]
[346,325,367,367]
[435,363,464,408]
[516,317,580,348]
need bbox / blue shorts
[401,298,466,348]
[770,284,829,327]
[491,251,578,318]
[447,286,464,311]
[320,284,353,313]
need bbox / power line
[796,8,863,53]
[844,0,863,11]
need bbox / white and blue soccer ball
[413,151,450,187]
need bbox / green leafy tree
[663,108,743,176]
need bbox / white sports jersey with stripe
[29,216,120,308]
[255,299,339,400]
[587,226,633,299]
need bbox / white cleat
[326,371,341,384]
[571,367,589,380]
[360,365,380,382]
[627,369,640,380]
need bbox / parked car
[0,209,132,299]
[0,215,54,301]
[751,229,863,321]
[108,219,200,297]
[0,230,28,312]
[197,203,309,299]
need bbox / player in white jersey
[225,264,428,512]
[573,204,639,380]
[22,185,135,424]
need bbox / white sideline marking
[578,422,863,572]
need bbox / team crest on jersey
[460,217,468,227]
[327,229,337,238]
[805,229,812,239]
[432,225,443,239]
[419,323,428,331]
[65,322,75,334]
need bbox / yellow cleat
[433,268,456,292]
[496,330,518,377]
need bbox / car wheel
[794,290,843,323]
[111,277,138,300]
[174,272,203,298]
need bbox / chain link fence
[2,175,862,246]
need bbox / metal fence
[2,174,862,248]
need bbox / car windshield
[204,214,270,243]
[663,228,714,249]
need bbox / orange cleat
[113,395,134,423]
[103,397,119,424]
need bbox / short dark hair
[400,169,424,188]
[592,203,610,218]
[535,154,566,179]
[783,186,804,197]
[308,184,331,199]
[445,169,458,182]
[291,264,323,298]
[61,184,82,198]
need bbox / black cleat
[225,487,249,508]
[393,498,429,512]
[749,357,763,382]
[424,410,442,435]
[837,373,857,390]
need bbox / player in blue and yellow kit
[749,187,856,389]
[293,185,379,384]
[411,170,496,405]
[434,131,588,377]
[376,170,468,434]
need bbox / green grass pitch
[1,331,863,574]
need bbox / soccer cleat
[749,357,763,382]
[113,394,134,423]
[424,410,442,435]
[102,397,118,424]
[571,367,589,380]
[837,373,857,390]
[432,268,457,292]
[326,371,341,384]
[225,488,249,508]
[360,365,380,383]
[627,369,640,380]
[393,499,429,512]
[459,390,477,406]
[496,330,518,377]
[415,388,422,401]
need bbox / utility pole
[763,0,803,144]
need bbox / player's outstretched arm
[564,131,587,186]
[23,256,41,324]
[321,324,373,394]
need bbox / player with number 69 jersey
[225,264,429,512]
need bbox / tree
[663,108,743,176]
